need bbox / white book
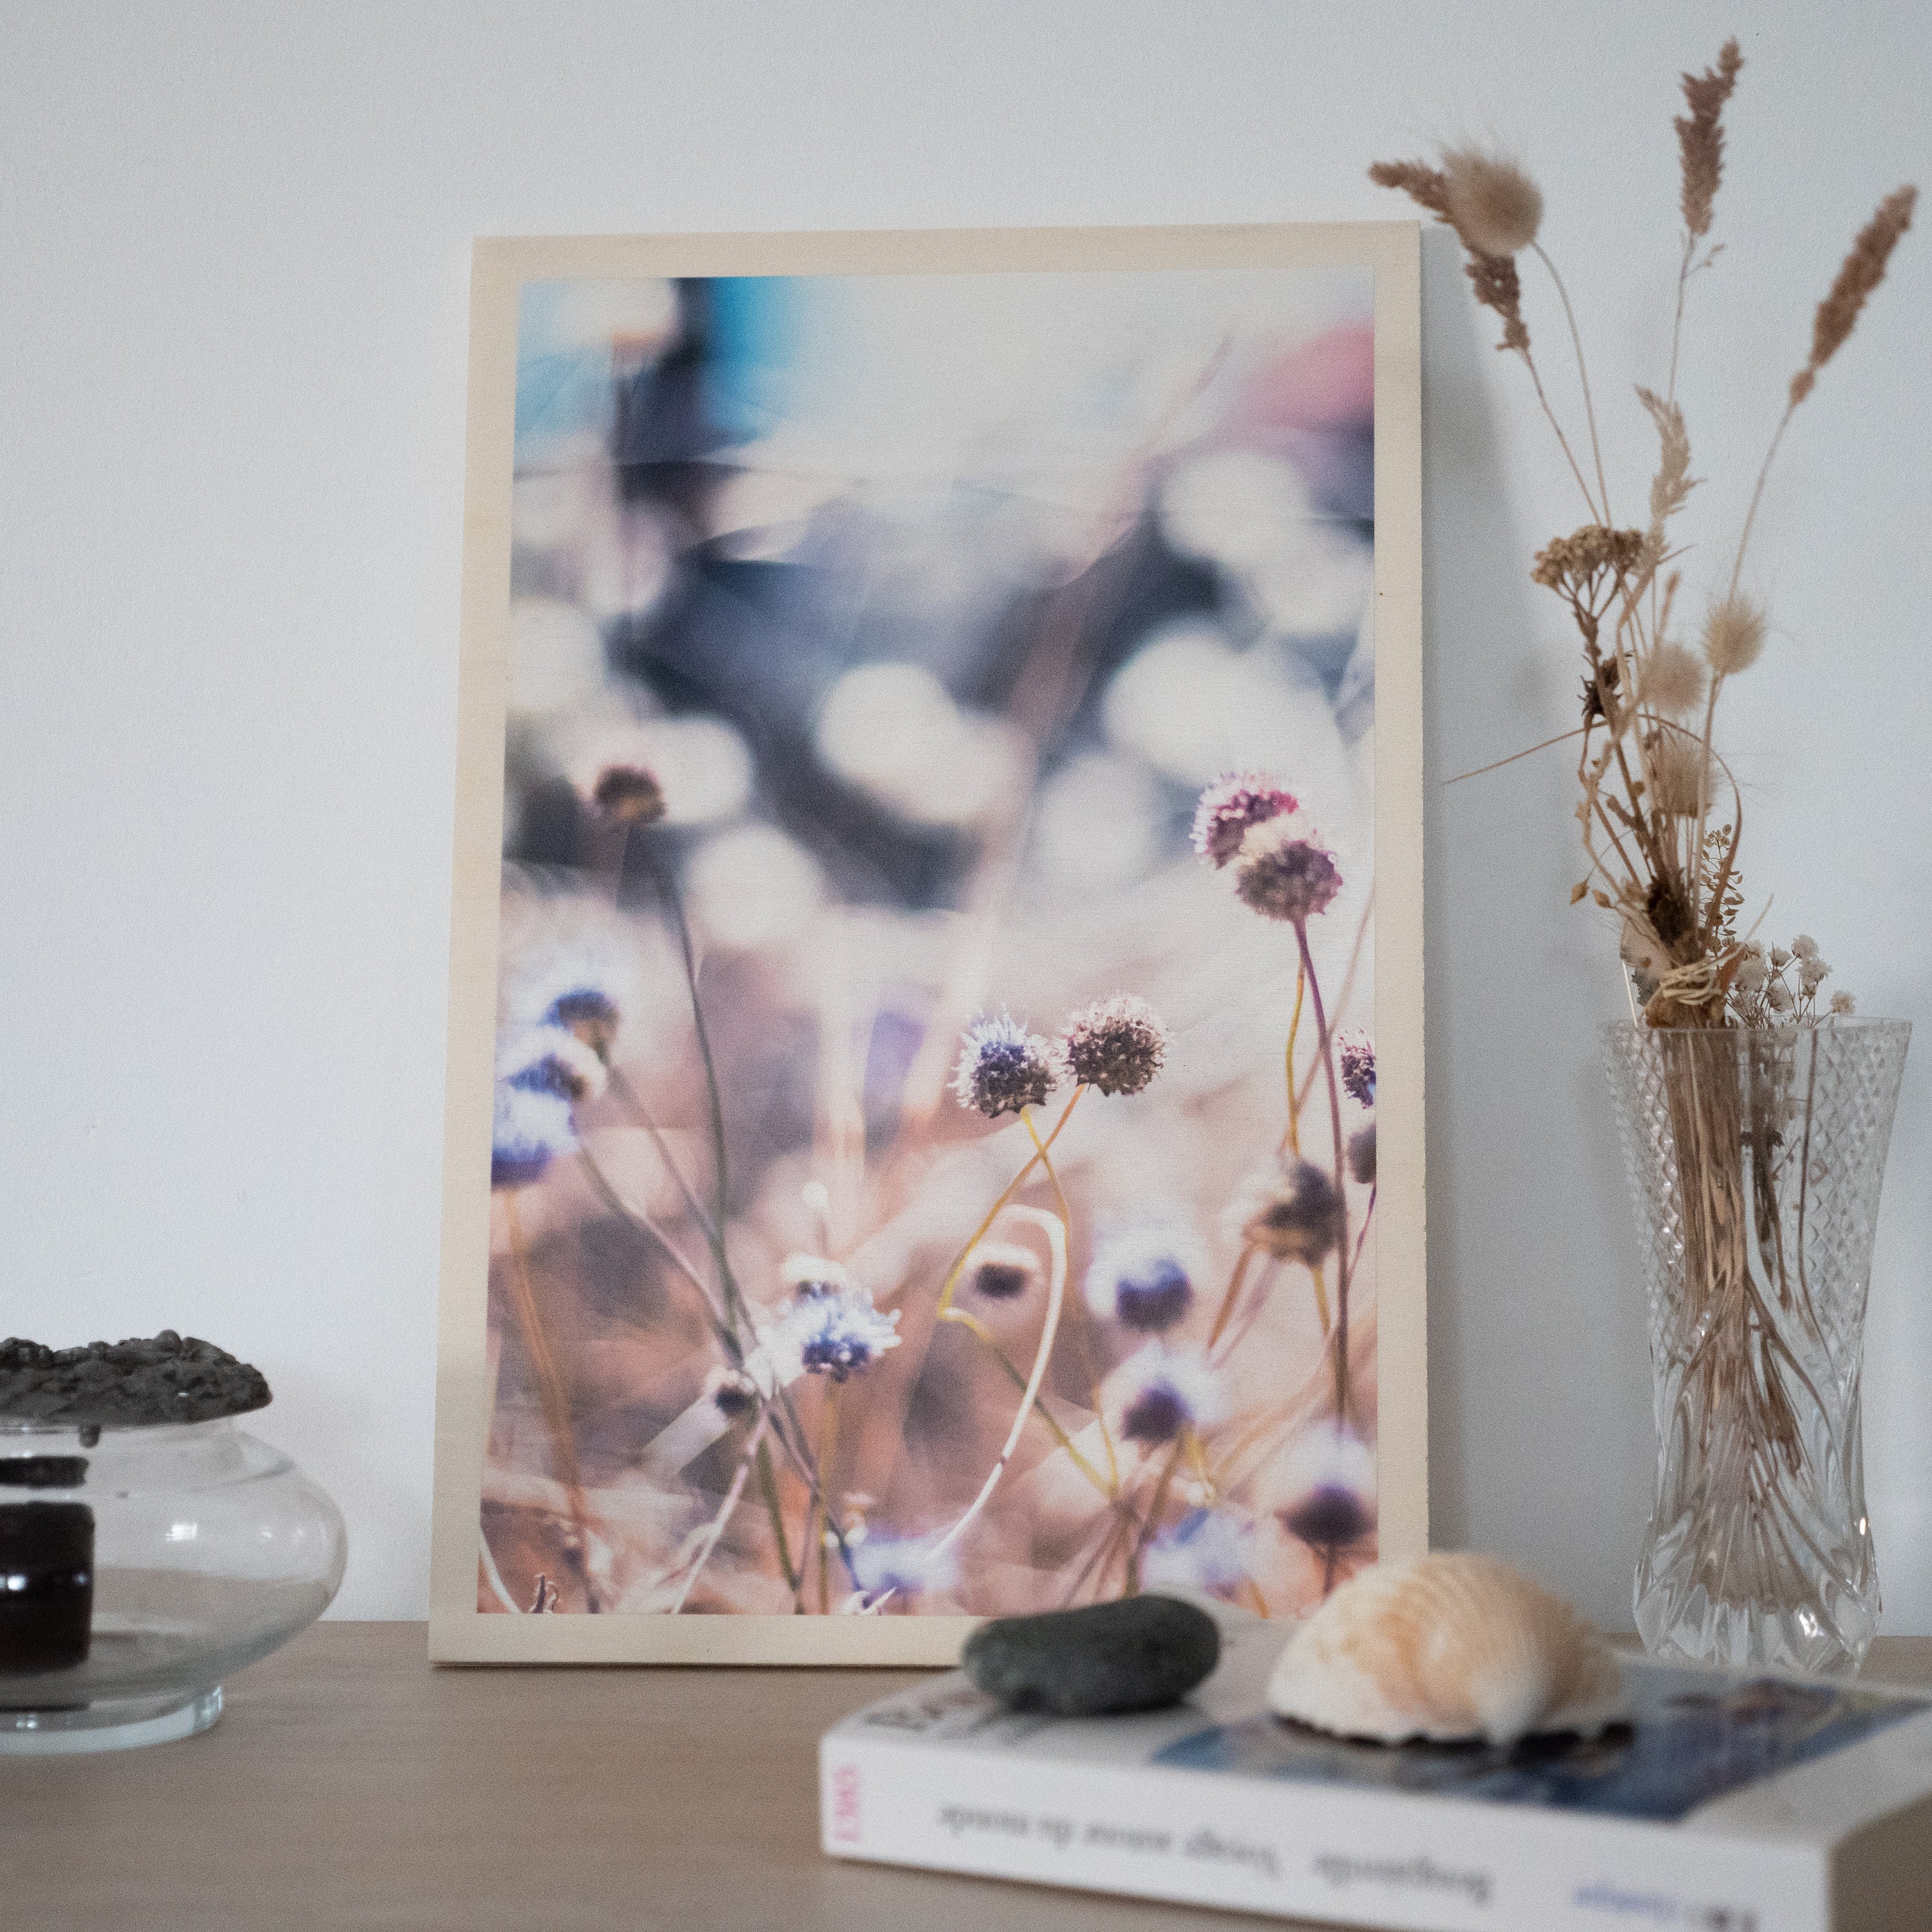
[820,1613,1932,1930]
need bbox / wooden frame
[430,223,1425,1664]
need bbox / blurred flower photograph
[470,247,1398,1629]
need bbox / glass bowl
[0,1416,346,1752]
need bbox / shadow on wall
[1419,227,1653,1625]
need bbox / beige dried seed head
[1640,641,1707,716]
[1701,594,1767,676]
[1441,147,1545,257]
[1647,732,1713,817]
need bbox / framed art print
[430,224,1424,1664]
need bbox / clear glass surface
[1602,1019,1910,1674]
[0,1417,346,1751]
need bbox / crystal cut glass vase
[1602,1019,1910,1674]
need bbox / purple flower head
[1112,1343,1225,1446]
[589,763,666,827]
[1191,773,1300,869]
[1337,1028,1376,1108]
[1084,1220,1203,1334]
[848,1533,958,1603]
[705,1364,760,1419]
[1276,1426,1377,1553]
[951,1012,1061,1119]
[1142,1509,1254,1595]
[1232,813,1343,924]
[1233,1157,1345,1265]
[490,1083,576,1190]
[489,1026,603,1190]
[766,1280,902,1384]
[969,1242,1040,1301]
[1058,993,1170,1098]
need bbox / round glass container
[0,1416,346,1752]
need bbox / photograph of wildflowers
[435,228,1424,1659]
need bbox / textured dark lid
[0,1332,271,1428]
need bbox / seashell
[1267,1552,1622,1746]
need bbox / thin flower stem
[939,1307,1113,1492]
[1517,344,1604,521]
[1730,400,1797,602]
[1278,967,1305,1157]
[638,848,744,1333]
[934,1086,1086,1316]
[754,1439,799,1593]
[669,1412,769,1614]
[815,1383,841,1613]
[923,1209,1069,1571]
[1293,890,1374,1117]
[1294,922,1352,1423]
[1351,1187,1378,1278]
[1126,1433,1189,1593]
[574,1149,735,1349]
[1533,243,1612,522]
[1667,231,1696,406]
[1019,1108,1119,1490]
[502,1188,600,1612]
[1206,1243,1257,1353]
[1443,725,1589,787]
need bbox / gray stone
[961,1595,1220,1716]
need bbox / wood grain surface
[6,1624,1930,1931]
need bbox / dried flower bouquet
[1373,44,1917,1668]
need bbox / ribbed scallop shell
[1267,1553,1622,1745]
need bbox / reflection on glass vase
[1602,1019,1910,1675]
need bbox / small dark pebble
[0,1332,270,1428]
[962,1595,1220,1717]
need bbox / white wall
[4,0,1926,1631]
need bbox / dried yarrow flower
[1191,773,1298,868]
[1441,146,1544,258]
[589,763,666,826]
[1336,1027,1376,1108]
[1531,525,1646,603]
[1701,592,1767,676]
[1232,813,1343,924]
[1675,38,1743,241]
[1831,990,1857,1016]
[1058,994,1169,1097]
[951,1013,1060,1119]
[1792,186,1917,406]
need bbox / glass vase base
[0,1683,223,1754]
[1634,1575,1876,1677]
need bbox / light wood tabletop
[5,1625,1931,1931]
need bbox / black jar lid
[0,1331,271,1432]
